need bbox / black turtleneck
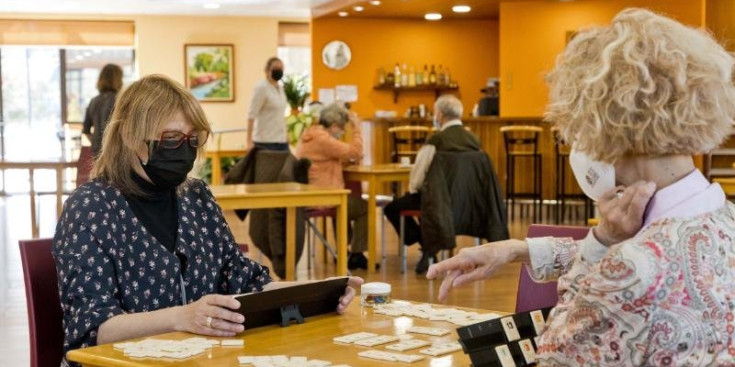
[124,173,179,253]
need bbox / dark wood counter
[365,116,582,200]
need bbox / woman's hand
[174,294,245,337]
[336,276,364,314]
[594,181,656,246]
[426,240,528,301]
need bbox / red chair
[75,146,94,187]
[19,239,64,367]
[515,224,590,313]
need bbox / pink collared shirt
[642,169,725,227]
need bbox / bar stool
[388,126,432,163]
[500,125,543,223]
[552,128,593,224]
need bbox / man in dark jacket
[384,94,484,274]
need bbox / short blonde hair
[545,8,735,162]
[92,74,211,196]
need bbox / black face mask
[142,142,197,189]
[270,69,284,81]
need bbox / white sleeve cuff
[579,229,609,264]
[527,237,555,282]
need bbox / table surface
[344,164,412,174]
[67,301,499,367]
[210,182,349,199]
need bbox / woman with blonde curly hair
[427,8,735,365]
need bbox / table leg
[285,207,296,281]
[211,153,222,185]
[367,177,377,272]
[56,166,64,217]
[29,168,38,239]
[336,193,348,276]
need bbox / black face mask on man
[270,68,284,81]
[142,141,197,189]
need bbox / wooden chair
[388,125,433,164]
[19,238,64,367]
[552,128,593,224]
[516,225,589,313]
[500,125,544,222]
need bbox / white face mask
[432,114,441,130]
[568,148,616,201]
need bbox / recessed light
[370,0,381,5]
[338,11,349,17]
[452,5,471,13]
[425,13,442,21]
[203,3,220,9]
[353,5,364,12]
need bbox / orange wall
[499,0,705,117]
[706,0,735,49]
[311,18,499,118]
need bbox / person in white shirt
[384,95,482,274]
[246,57,288,151]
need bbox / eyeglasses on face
[149,130,209,149]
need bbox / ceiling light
[203,3,220,9]
[452,5,471,13]
[353,5,364,12]
[338,11,349,17]
[424,13,442,21]
[370,0,381,5]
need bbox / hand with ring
[594,181,657,246]
[175,294,245,337]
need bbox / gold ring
[615,190,624,199]
[206,316,213,328]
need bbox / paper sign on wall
[335,85,358,102]
[319,88,335,104]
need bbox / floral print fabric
[53,179,271,358]
[536,203,735,366]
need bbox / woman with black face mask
[246,56,289,152]
[52,75,362,366]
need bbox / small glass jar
[361,282,391,307]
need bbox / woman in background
[82,63,123,156]
[246,57,288,151]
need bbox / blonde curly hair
[545,8,735,163]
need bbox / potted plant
[282,75,311,115]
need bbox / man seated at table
[296,103,372,270]
[384,94,481,274]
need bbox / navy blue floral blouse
[53,178,272,357]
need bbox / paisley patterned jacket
[530,203,735,366]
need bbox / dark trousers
[254,142,289,151]
[384,193,426,252]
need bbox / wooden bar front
[366,116,582,200]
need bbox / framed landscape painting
[184,44,235,102]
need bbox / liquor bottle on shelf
[444,66,452,86]
[408,66,416,87]
[377,67,386,86]
[415,66,423,86]
[423,65,430,86]
[429,64,437,85]
[394,63,401,88]
[400,63,409,87]
[437,64,445,86]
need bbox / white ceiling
[0,0,331,18]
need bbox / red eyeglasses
[151,130,210,149]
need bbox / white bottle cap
[361,282,391,294]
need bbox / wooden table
[0,159,77,238]
[210,183,349,280]
[67,301,498,367]
[344,164,412,272]
[206,149,247,185]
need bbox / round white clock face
[322,40,351,70]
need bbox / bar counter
[366,116,580,200]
